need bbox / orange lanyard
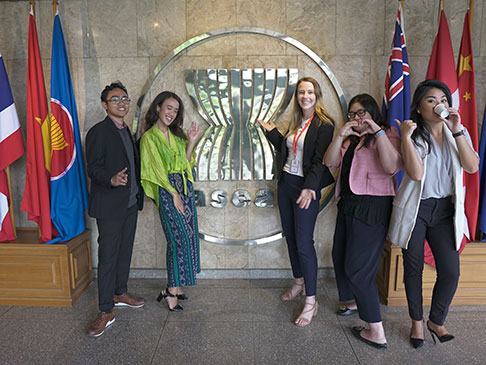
[293,113,313,154]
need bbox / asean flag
[48,11,88,244]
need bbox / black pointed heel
[410,336,424,349]
[157,288,183,312]
[427,326,454,344]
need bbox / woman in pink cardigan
[324,94,402,349]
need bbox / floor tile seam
[149,315,170,365]
[0,307,13,318]
[336,317,362,365]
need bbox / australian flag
[48,10,88,243]
[382,3,410,186]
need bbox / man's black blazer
[266,115,335,192]
[85,116,144,219]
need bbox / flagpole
[29,0,35,16]
[470,0,474,26]
[438,0,444,23]
[53,0,58,19]
[5,166,16,237]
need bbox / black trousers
[278,172,321,297]
[402,197,459,326]
[96,203,138,313]
[332,210,387,323]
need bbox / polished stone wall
[1,0,485,274]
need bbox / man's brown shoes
[114,293,146,308]
[87,311,115,337]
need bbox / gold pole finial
[29,0,35,16]
[470,0,474,27]
[53,0,58,18]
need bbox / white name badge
[290,159,300,174]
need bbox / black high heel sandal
[427,325,454,344]
[177,293,188,300]
[410,335,424,349]
[156,288,183,312]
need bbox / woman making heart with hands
[324,94,402,349]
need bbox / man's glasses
[347,109,367,119]
[107,96,131,104]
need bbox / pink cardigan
[331,127,402,197]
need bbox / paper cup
[434,104,449,119]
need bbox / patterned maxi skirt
[158,173,200,287]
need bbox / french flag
[0,52,25,241]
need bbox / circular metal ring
[134,26,346,245]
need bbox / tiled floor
[1,277,485,364]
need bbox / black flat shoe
[427,326,454,344]
[336,306,358,316]
[410,336,424,349]
[351,326,387,349]
[156,288,183,312]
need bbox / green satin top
[140,125,196,207]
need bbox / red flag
[424,9,460,266]
[20,7,53,242]
[457,9,479,241]
[426,10,459,108]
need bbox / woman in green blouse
[140,91,201,311]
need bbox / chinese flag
[20,6,53,242]
[457,9,479,241]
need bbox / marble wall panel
[0,1,31,60]
[186,0,237,56]
[316,201,338,268]
[38,0,88,60]
[296,55,347,127]
[78,57,150,132]
[286,0,337,57]
[86,0,138,58]
[324,55,371,109]
[444,0,476,57]
[200,240,225,269]
[244,55,299,69]
[236,35,286,56]
[248,239,289,269]
[137,0,186,57]
[336,0,385,56]
[407,56,431,93]
[477,57,486,128]
[384,0,437,57]
[482,2,486,57]
[224,245,248,269]
[88,217,98,267]
[369,55,389,103]
[236,0,286,31]
[131,197,157,268]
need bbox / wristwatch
[452,130,465,138]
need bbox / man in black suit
[86,81,145,337]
